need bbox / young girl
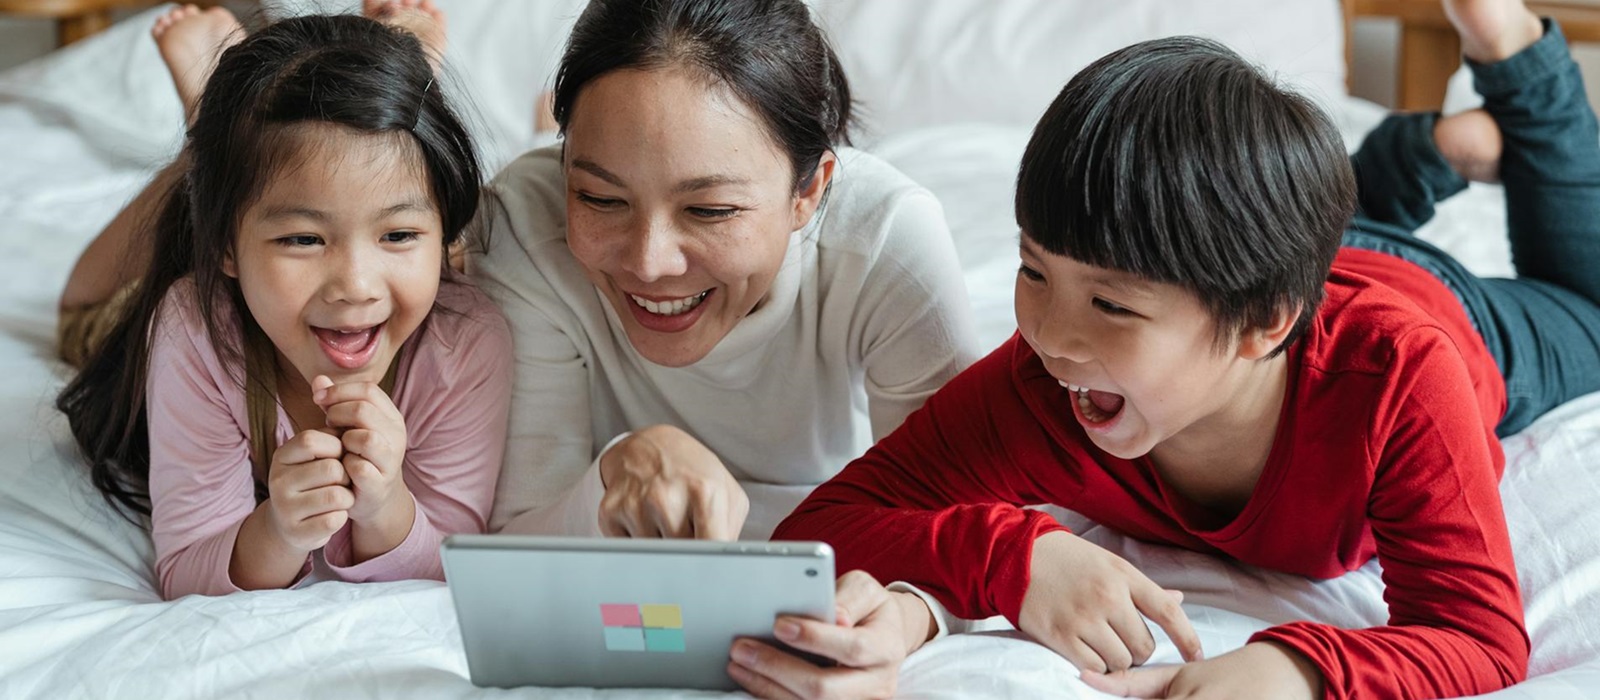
[55,4,511,600]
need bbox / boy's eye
[382,230,421,244]
[687,206,739,220]
[576,192,624,209]
[1017,264,1044,282]
[1092,297,1132,315]
[275,234,322,247]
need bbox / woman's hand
[727,570,934,699]
[1081,641,1323,700]
[1019,531,1204,673]
[597,424,749,540]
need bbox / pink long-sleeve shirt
[145,278,513,599]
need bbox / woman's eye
[1093,297,1132,315]
[576,192,624,209]
[382,230,420,244]
[1017,264,1044,282]
[687,206,739,220]
[275,235,322,247]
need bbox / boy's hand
[1019,531,1203,673]
[598,424,750,541]
[265,427,355,551]
[1081,641,1323,700]
[312,375,411,525]
[727,571,931,699]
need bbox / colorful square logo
[600,603,685,653]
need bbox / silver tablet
[442,534,836,690]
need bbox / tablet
[442,534,836,690]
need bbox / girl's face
[1013,236,1284,461]
[227,126,444,392]
[562,67,832,368]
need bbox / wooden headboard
[1346,0,1600,110]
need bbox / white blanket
[2,6,1599,699]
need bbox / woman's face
[562,67,832,367]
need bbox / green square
[603,626,646,651]
[643,627,685,653]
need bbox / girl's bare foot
[363,0,448,71]
[151,4,244,126]
[1435,109,1503,183]
[1443,0,1544,63]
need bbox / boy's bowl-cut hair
[1016,36,1357,356]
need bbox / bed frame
[0,0,229,46]
[1346,0,1600,110]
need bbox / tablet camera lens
[805,568,818,577]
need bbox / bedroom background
[3,1,1600,699]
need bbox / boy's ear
[1237,303,1300,361]
[790,150,837,231]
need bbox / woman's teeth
[629,291,709,317]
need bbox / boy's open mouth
[1062,382,1126,425]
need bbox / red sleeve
[773,336,1070,624]
[1252,328,1528,699]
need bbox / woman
[474,0,979,544]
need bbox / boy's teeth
[629,291,708,317]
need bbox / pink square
[600,603,642,627]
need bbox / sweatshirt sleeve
[774,337,1069,624]
[853,189,982,441]
[323,289,515,581]
[471,185,608,537]
[146,286,307,598]
[1251,328,1528,699]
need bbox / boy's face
[1015,236,1266,461]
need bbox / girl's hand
[312,375,411,525]
[1020,531,1204,673]
[265,427,355,551]
[597,424,750,540]
[727,571,932,699]
[1081,641,1323,700]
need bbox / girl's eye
[382,230,420,244]
[1093,297,1132,315]
[1017,264,1044,282]
[275,235,322,247]
[687,206,739,220]
[576,192,624,209]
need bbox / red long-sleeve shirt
[775,248,1528,699]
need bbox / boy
[766,0,1600,697]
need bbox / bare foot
[1435,109,1503,183]
[364,0,448,71]
[1443,0,1544,63]
[151,4,244,126]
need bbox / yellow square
[639,604,682,628]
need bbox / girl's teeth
[629,291,708,316]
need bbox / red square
[600,603,642,627]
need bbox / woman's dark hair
[1016,36,1356,356]
[551,0,853,191]
[56,14,482,517]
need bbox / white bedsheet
[2,6,1600,700]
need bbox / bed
[2,1,1598,698]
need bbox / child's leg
[58,6,241,364]
[1452,7,1600,432]
[1350,111,1504,233]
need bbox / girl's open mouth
[314,323,383,370]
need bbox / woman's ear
[222,246,238,279]
[791,150,838,231]
[1238,303,1301,360]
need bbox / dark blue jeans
[1344,19,1600,437]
